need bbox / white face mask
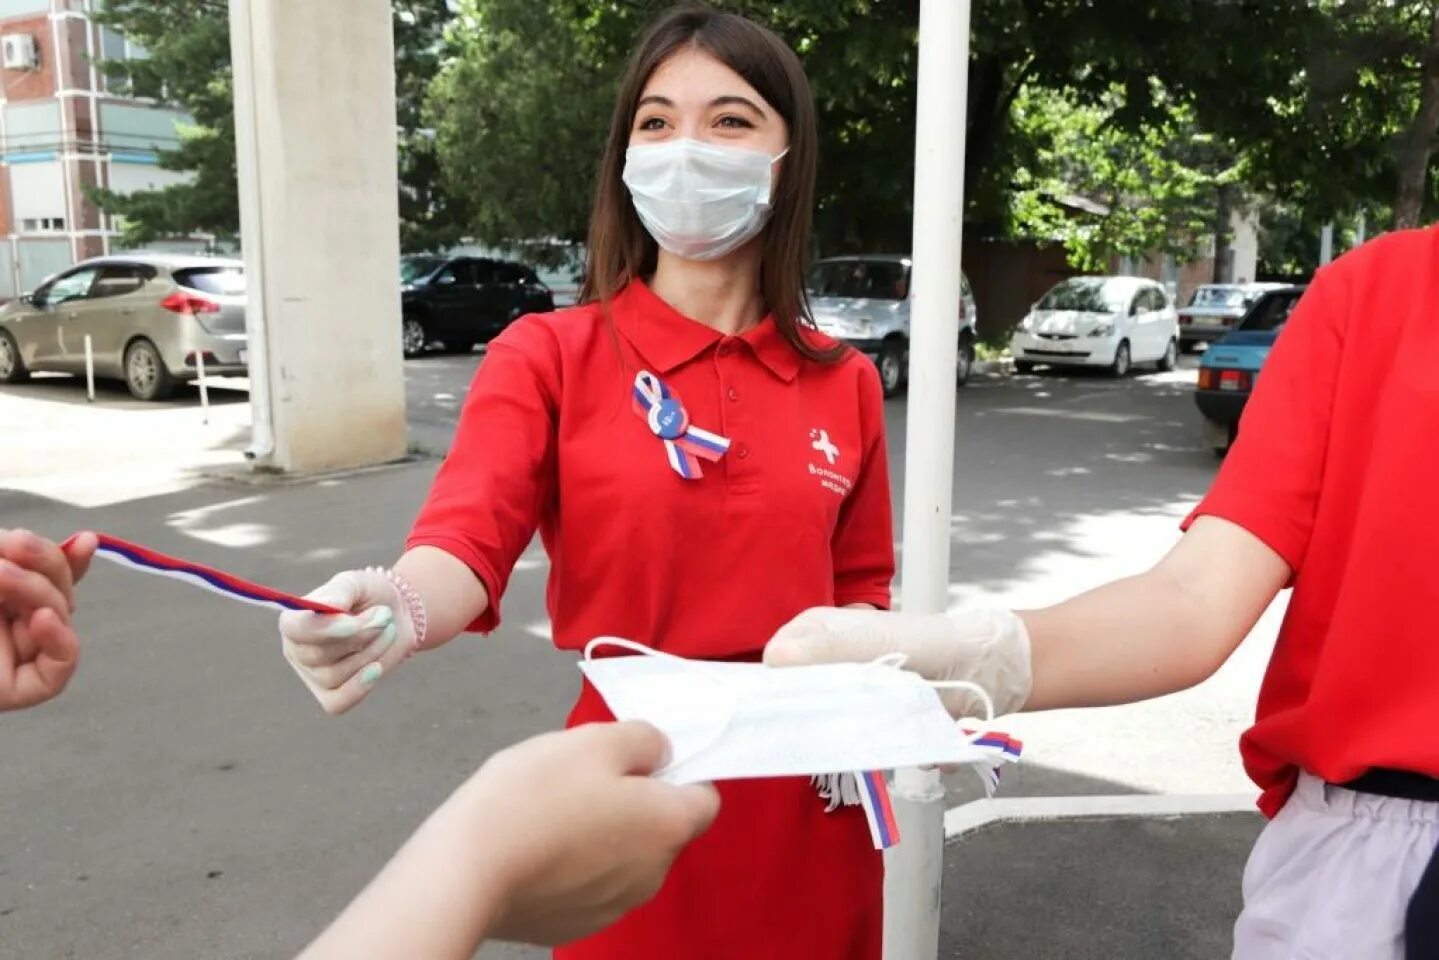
[622,138,789,262]
[578,638,1017,787]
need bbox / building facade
[0,0,195,298]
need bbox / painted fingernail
[367,606,394,629]
[359,663,384,687]
[376,623,397,651]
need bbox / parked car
[1194,285,1306,456]
[400,255,555,357]
[0,254,247,401]
[1010,276,1179,377]
[1178,282,1289,352]
[805,254,978,398]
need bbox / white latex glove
[278,569,419,715]
[764,606,1033,719]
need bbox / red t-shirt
[1186,227,1439,817]
[407,279,895,958]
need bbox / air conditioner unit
[2,34,39,71]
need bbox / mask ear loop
[581,637,738,778]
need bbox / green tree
[91,0,461,250]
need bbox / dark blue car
[1195,286,1307,456]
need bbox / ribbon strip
[856,770,901,849]
[631,371,730,479]
[68,533,343,615]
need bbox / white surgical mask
[622,138,789,262]
[578,638,1016,787]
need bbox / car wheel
[1013,360,1035,375]
[402,315,428,358]
[877,341,906,398]
[956,340,975,387]
[1157,338,1179,372]
[125,338,178,401]
[0,330,29,383]
[1109,340,1132,378]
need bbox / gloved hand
[764,606,1033,719]
[279,569,420,715]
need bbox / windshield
[1189,285,1248,308]
[1038,278,1128,313]
[401,257,444,284]
[806,260,910,301]
[1237,291,1302,332]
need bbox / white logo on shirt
[810,428,839,465]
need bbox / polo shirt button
[727,387,740,402]
[736,443,750,459]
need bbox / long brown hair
[581,4,842,364]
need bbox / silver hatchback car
[0,254,247,400]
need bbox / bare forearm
[299,780,505,960]
[393,546,492,649]
[1021,517,1289,711]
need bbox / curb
[944,793,1259,840]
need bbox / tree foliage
[91,0,462,250]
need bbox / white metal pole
[84,334,94,402]
[1319,222,1334,266]
[228,0,275,463]
[196,347,210,423]
[886,1,971,959]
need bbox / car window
[174,266,245,296]
[90,264,155,299]
[1189,285,1246,308]
[1039,278,1129,313]
[1238,291,1303,332]
[401,257,444,284]
[437,261,477,286]
[806,260,910,301]
[494,262,529,284]
[44,268,99,306]
[1144,287,1166,312]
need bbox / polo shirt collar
[613,279,801,383]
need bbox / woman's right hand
[279,569,419,715]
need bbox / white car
[1010,276,1179,377]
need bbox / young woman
[768,226,1439,959]
[279,6,895,957]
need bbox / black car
[400,256,555,357]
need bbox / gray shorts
[1234,772,1439,959]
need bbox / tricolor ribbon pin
[69,532,344,615]
[631,371,730,480]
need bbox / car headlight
[1090,321,1114,338]
[1018,314,1035,332]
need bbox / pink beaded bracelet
[368,566,428,652]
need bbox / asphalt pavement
[0,356,1273,959]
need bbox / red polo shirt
[1186,227,1439,817]
[407,278,894,654]
[406,279,895,958]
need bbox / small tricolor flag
[70,533,343,615]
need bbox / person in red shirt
[278,6,894,957]
[767,226,1439,958]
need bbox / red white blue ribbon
[71,533,343,615]
[631,371,729,480]
[856,770,901,849]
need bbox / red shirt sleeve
[406,318,561,633]
[1183,268,1349,576]
[831,360,896,609]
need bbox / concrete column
[229,0,407,473]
